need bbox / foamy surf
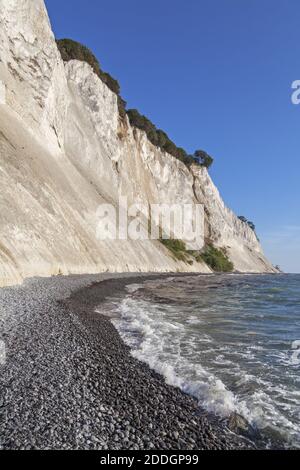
[104,274,300,448]
[113,295,249,417]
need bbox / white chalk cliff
[0,0,277,287]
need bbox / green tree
[56,38,126,117]
[193,150,214,168]
[238,216,256,232]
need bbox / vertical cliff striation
[0,0,277,286]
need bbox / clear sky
[45,0,300,273]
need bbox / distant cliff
[0,0,277,286]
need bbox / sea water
[104,274,300,448]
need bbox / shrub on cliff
[126,109,154,134]
[238,216,256,232]
[56,38,100,74]
[193,150,214,168]
[56,39,213,166]
[127,109,199,167]
[200,245,234,272]
[56,39,126,117]
[160,239,188,262]
[160,239,233,271]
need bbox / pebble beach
[0,274,254,450]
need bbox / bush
[56,38,101,75]
[160,239,233,271]
[247,221,256,231]
[200,244,234,272]
[117,96,127,119]
[193,150,214,168]
[160,238,188,262]
[127,109,211,168]
[156,129,168,148]
[56,40,214,166]
[56,39,126,117]
[238,216,256,232]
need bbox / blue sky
[45,0,300,272]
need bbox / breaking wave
[103,274,300,448]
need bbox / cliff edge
[0,0,276,286]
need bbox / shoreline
[66,275,257,450]
[0,273,255,450]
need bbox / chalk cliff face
[0,0,276,286]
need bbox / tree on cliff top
[56,39,126,116]
[127,109,214,168]
[56,39,214,169]
[238,216,256,232]
[193,150,214,168]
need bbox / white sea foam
[111,275,300,448]
[113,296,248,418]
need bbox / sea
[102,274,300,448]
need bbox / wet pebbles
[0,274,254,450]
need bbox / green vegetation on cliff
[160,239,234,272]
[160,239,189,262]
[238,216,256,232]
[56,39,126,117]
[127,109,214,168]
[238,216,259,241]
[127,109,194,165]
[56,39,213,168]
[193,150,214,169]
[200,245,234,272]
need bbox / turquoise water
[108,274,300,448]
